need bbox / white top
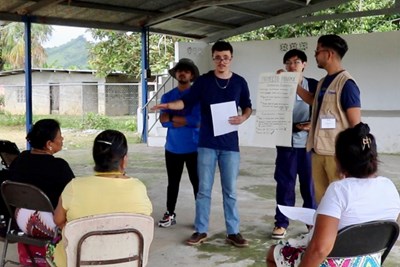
[317,176,400,230]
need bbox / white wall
[174,31,400,153]
[177,31,400,111]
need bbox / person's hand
[159,113,169,123]
[151,103,168,111]
[276,69,285,74]
[296,122,311,131]
[228,115,245,125]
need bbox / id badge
[320,115,336,129]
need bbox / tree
[228,0,399,42]
[0,23,51,69]
[88,0,399,77]
[0,22,52,70]
[88,30,187,78]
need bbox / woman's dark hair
[26,119,61,149]
[335,122,378,178]
[93,130,128,172]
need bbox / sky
[43,25,91,48]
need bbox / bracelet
[169,113,174,122]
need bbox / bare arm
[53,197,67,229]
[159,109,194,128]
[297,84,315,105]
[151,100,185,111]
[299,214,339,267]
[346,107,361,127]
[171,115,188,127]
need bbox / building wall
[1,71,140,116]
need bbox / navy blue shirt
[181,71,252,152]
[317,71,361,114]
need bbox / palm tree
[0,22,52,70]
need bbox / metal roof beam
[277,6,400,26]
[201,0,353,42]
[0,11,205,38]
[144,0,262,27]
[178,16,238,29]
[16,0,64,15]
[219,5,270,18]
[59,0,159,16]
[283,0,307,7]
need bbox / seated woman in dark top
[9,119,75,238]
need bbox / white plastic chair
[63,213,154,267]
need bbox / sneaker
[271,227,286,239]
[226,233,249,247]
[158,212,176,228]
[186,232,207,246]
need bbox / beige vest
[307,71,354,155]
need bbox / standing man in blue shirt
[272,49,317,239]
[297,34,361,203]
[152,41,252,247]
[158,58,201,228]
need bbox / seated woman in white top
[266,122,400,267]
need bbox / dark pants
[274,146,316,228]
[165,150,199,214]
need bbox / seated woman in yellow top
[53,129,153,267]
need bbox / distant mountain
[45,35,91,69]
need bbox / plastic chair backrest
[63,213,154,267]
[328,220,399,263]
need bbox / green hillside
[45,35,91,69]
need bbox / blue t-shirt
[181,71,252,152]
[317,71,361,114]
[161,87,200,154]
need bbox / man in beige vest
[297,34,361,203]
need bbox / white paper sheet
[252,72,299,147]
[210,101,238,137]
[278,204,316,226]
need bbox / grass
[0,113,142,149]
[0,112,137,132]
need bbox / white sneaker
[158,212,176,228]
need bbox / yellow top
[54,175,153,267]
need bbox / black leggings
[165,150,199,213]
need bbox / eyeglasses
[285,60,303,66]
[314,49,329,56]
[213,57,232,63]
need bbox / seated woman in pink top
[266,122,400,267]
[53,129,152,267]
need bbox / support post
[140,27,149,143]
[23,16,33,149]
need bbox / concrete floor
[0,144,399,266]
